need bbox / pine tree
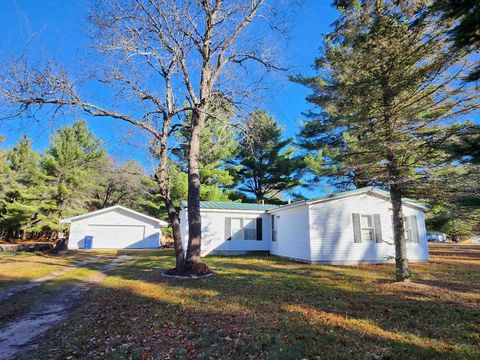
[433,0,480,81]
[233,110,303,202]
[1,136,54,239]
[42,120,105,228]
[0,136,13,240]
[294,0,479,281]
[174,95,238,201]
[423,123,480,237]
[0,136,10,200]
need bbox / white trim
[190,208,268,215]
[268,188,429,213]
[360,214,375,242]
[60,205,168,227]
[268,201,307,213]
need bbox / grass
[0,250,144,289]
[0,252,115,323]
[0,251,98,289]
[6,244,480,359]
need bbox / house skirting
[201,250,270,257]
[278,255,428,265]
[202,250,428,265]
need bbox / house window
[360,215,375,242]
[230,218,256,240]
[244,219,256,240]
[231,218,244,240]
[404,216,413,242]
[272,216,277,242]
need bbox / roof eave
[193,208,270,214]
[60,205,168,226]
[302,187,429,211]
[268,201,307,213]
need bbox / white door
[87,225,146,249]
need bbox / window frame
[243,218,257,240]
[230,217,244,240]
[272,216,277,242]
[404,216,413,243]
[230,217,257,241]
[360,214,376,242]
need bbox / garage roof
[60,205,168,226]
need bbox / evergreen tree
[433,0,480,81]
[233,110,303,202]
[0,136,11,201]
[42,120,105,228]
[174,94,238,201]
[0,136,13,239]
[1,136,55,239]
[295,0,479,280]
[422,123,480,237]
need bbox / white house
[180,187,430,264]
[60,205,168,249]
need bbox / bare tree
[0,0,284,273]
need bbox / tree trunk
[152,134,185,272]
[186,111,205,265]
[164,198,185,271]
[390,184,410,281]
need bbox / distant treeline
[0,112,305,241]
[0,121,163,241]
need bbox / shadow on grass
[0,258,114,325]
[17,251,479,360]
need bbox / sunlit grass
[0,251,99,288]
[9,244,480,359]
[0,259,111,323]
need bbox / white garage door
[87,225,146,249]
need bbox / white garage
[60,205,168,249]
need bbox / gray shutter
[374,214,382,243]
[225,217,231,240]
[410,215,419,243]
[256,217,263,241]
[352,213,362,243]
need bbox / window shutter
[352,213,362,243]
[410,215,420,243]
[374,214,382,243]
[256,218,263,241]
[225,217,231,241]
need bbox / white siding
[179,192,428,263]
[180,208,188,246]
[270,205,311,261]
[403,207,429,261]
[308,193,428,264]
[67,208,161,249]
[180,208,271,255]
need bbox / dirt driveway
[0,254,134,360]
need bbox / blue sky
[0,0,339,196]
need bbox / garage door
[86,225,146,249]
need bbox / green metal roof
[180,187,429,212]
[180,200,278,211]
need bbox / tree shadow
[94,255,479,358]
[6,251,480,359]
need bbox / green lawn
[0,251,98,289]
[10,245,480,359]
